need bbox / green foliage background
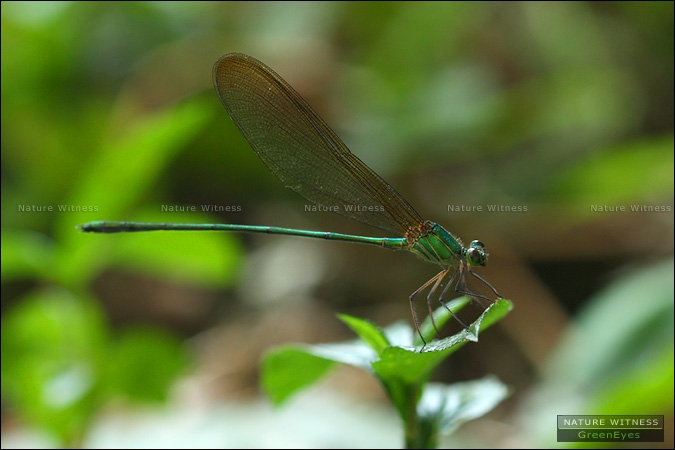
[1,2,672,448]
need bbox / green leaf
[544,259,673,386]
[56,98,214,286]
[101,209,244,289]
[416,296,472,346]
[548,134,674,206]
[370,302,515,426]
[373,346,447,386]
[338,313,390,353]
[0,289,108,445]
[421,298,513,353]
[261,346,337,406]
[522,260,673,448]
[104,327,190,403]
[0,288,192,444]
[592,344,674,415]
[373,347,441,424]
[260,298,514,420]
[0,230,55,282]
[418,376,510,436]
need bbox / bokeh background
[2,1,673,448]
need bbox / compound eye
[467,240,488,266]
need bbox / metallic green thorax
[406,220,463,265]
[403,220,491,271]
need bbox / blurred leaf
[1,288,193,444]
[381,321,416,348]
[1,289,108,445]
[548,134,674,206]
[63,100,213,220]
[261,347,337,406]
[261,337,380,406]
[94,209,244,289]
[368,2,487,85]
[592,344,674,416]
[419,377,510,438]
[0,230,55,282]
[104,327,190,403]
[523,259,674,447]
[56,98,214,286]
[337,313,390,353]
[545,258,674,387]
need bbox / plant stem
[403,384,437,449]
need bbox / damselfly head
[466,240,488,267]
